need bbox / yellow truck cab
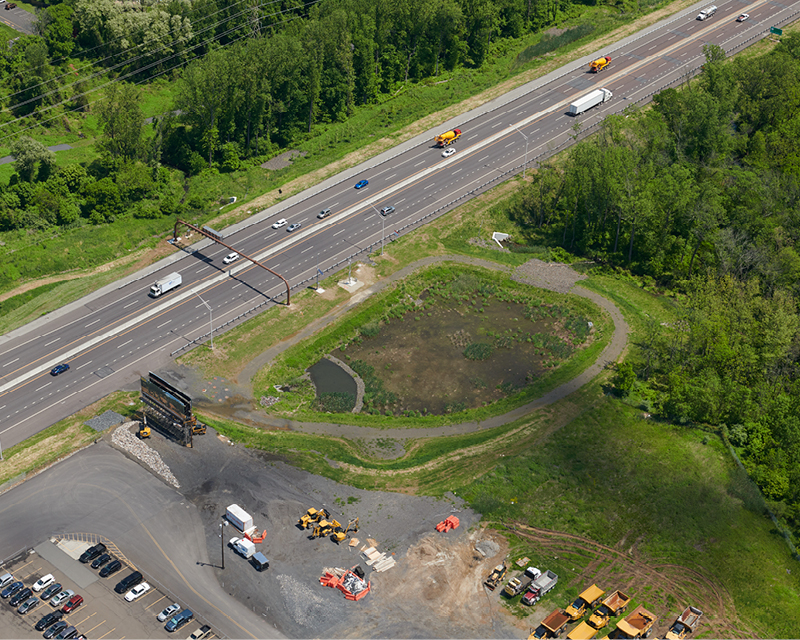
[566,584,605,621]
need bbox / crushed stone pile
[111,423,180,488]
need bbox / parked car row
[1,570,84,639]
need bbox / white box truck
[149,272,182,297]
[226,504,254,533]
[568,88,613,116]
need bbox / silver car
[18,596,40,614]
[49,589,74,607]
[157,602,180,622]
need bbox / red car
[61,594,83,614]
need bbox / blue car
[50,363,69,376]
[1,581,23,599]
[354,179,369,189]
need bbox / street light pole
[195,292,214,349]
[369,204,385,255]
[512,125,530,179]
[220,520,227,569]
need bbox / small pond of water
[308,358,357,398]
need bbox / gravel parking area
[121,423,526,638]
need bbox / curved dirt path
[209,255,629,441]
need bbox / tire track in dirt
[505,522,755,639]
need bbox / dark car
[99,559,121,578]
[5,3,17,9]
[1,580,23,599]
[43,620,68,639]
[18,595,41,614]
[35,610,64,631]
[40,583,62,601]
[354,179,368,189]
[165,609,193,632]
[79,542,106,564]
[114,571,143,594]
[55,625,77,640]
[50,363,70,376]
[91,553,111,569]
[379,206,395,216]
[61,594,83,614]
[10,587,33,607]
[287,222,301,232]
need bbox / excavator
[137,415,151,439]
[331,517,359,544]
[298,507,331,529]
[309,517,342,539]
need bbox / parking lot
[0,535,216,639]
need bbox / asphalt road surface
[1,0,796,449]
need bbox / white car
[158,602,180,622]
[271,218,287,229]
[124,582,151,602]
[222,252,239,264]
[32,574,55,592]
[736,13,749,21]
[442,148,456,158]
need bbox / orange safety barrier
[246,529,267,543]
[435,515,460,532]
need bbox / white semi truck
[568,88,613,116]
[149,272,182,297]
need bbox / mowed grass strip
[0,391,139,487]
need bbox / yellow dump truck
[590,56,611,72]
[588,590,631,629]
[665,606,703,640]
[434,129,461,147]
[615,604,658,639]
[565,584,605,621]
[567,621,597,640]
[530,609,571,639]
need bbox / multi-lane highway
[0,0,796,449]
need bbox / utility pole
[369,204,386,256]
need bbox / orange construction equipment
[319,569,371,601]
[435,515,460,532]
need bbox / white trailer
[226,504,254,533]
[568,88,613,116]
[149,272,182,297]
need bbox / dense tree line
[514,41,800,538]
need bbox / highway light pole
[511,124,530,179]
[369,204,385,255]
[220,519,228,569]
[195,292,213,350]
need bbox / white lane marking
[505,141,516,148]
[395,198,406,205]
[36,382,52,392]
[491,121,504,128]
[123,300,137,309]
[3,358,19,367]
[414,160,426,167]
[44,338,60,347]
[301,246,312,254]
[76,361,92,370]
[453,168,462,175]
[157,320,171,328]
[424,183,435,190]
[117,339,132,349]
[196,265,210,273]
[333,228,348,237]
[386,173,396,180]
[479,156,489,162]
[85,318,103,328]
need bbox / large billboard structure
[140,372,203,446]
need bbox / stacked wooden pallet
[361,545,396,573]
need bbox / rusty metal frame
[173,219,290,305]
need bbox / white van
[33,574,55,591]
[697,5,717,20]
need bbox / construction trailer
[226,504,254,533]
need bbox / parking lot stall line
[146,594,166,609]
[96,626,116,639]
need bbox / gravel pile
[512,258,587,294]
[85,410,126,432]
[260,395,281,408]
[475,539,500,557]
[275,574,338,628]
[111,423,181,488]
